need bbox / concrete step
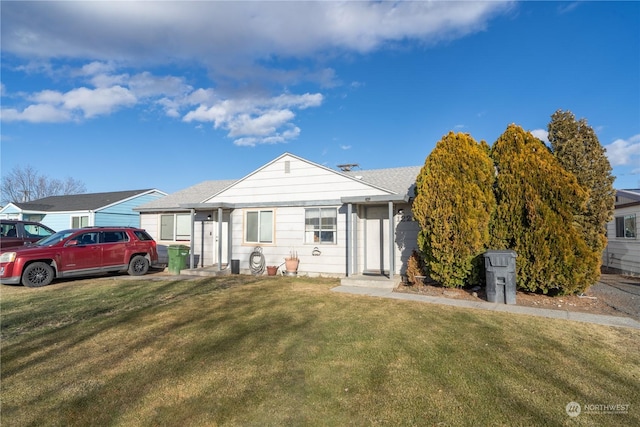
[340,275,400,289]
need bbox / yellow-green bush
[413,132,496,288]
[490,125,596,294]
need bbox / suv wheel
[22,262,54,287]
[128,255,149,276]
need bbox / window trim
[244,209,274,244]
[304,207,337,245]
[71,215,89,228]
[615,214,637,239]
[160,213,191,241]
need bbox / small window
[160,214,190,241]
[245,210,273,244]
[2,224,17,238]
[616,214,637,239]
[305,208,337,244]
[134,230,154,241]
[71,216,89,228]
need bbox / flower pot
[284,258,299,273]
[267,266,278,276]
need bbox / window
[71,216,89,228]
[76,232,99,245]
[23,224,54,238]
[103,231,128,243]
[615,214,637,239]
[133,230,154,241]
[160,214,191,241]
[245,210,273,243]
[305,208,337,244]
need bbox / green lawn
[1,275,638,426]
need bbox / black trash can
[483,250,517,304]
[231,259,240,275]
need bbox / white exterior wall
[604,204,640,276]
[229,205,348,276]
[206,155,389,204]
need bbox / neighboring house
[0,189,167,231]
[603,189,640,276]
[135,153,422,283]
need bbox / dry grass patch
[2,275,639,426]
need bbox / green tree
[547,110,615,286]
[413,132,496,288]
[490,125,595,294]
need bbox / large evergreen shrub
[412,132,495,288]
[547,110,615,287]
[490,125,595,294]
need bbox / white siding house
[136,153,422,285]
[603,189,640,276]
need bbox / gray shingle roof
[13,189,158,212]
[343,166,422,196]
[135,164,422,211]
[135,180,237,211]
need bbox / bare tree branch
[1,165,87,205]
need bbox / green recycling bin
[167,245,190,275]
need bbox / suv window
[133,230,154,241]
[76,232,99,245]
[1,223,17,237]
[103,231,128,243]
[24,224,55,238]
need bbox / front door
[365,206,389,274]
[211,211,229,266]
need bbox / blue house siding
[94,191,165,227]
[0,190,166,232]
[41,215,77,231]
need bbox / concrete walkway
[331,285,640,330]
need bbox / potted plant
[284,250,299,275]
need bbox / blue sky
[1,1,639,196]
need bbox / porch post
[347,203,352,277]
[388,201,394,281]
[227,209,233,269]
[189,208,195,270]
[218,207,223,271]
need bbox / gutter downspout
[189,208,195,270]
[347,203,352,277]
[388,201,394,281]
[218,207,223,271]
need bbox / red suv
[0,226,159,287]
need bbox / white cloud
[1,1,513,80]
[604,134,640,167]
[1,104,72,123]
[530,129,549,143]
[0,1,513,144]
[183,93,321,145]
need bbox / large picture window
[615,214,637,239]
[305,208,337,244]
[245,210,273,244]
[160,214,191,241]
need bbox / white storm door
[365,206,389,273]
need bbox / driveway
[593,273,640,320]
